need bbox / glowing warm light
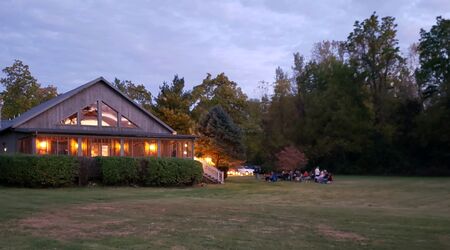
[184,143,188,147]
[183,150,187,155]
[149,143,157,152]
[39,140,47,149]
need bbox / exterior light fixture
[39,140,47,149]
[149,143,157,152]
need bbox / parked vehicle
[237,166,255,175]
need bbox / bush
[97,157,139,185]
[0,155,77,187]
[143,158,203,186]
[0,155,204,187]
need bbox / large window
[36,136,78,156]
[120,116,138,128]
[101,102,118,127]
[161,140,177,158]
[61,113,77,125]
[80,103,99,126]
[60,101,139,129]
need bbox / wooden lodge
[0,77,196,158]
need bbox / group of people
[263,166,333,184]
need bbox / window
[161,140,177,158]
[132,139,145,157]
[145,140,158,157]
[61,113,77,125]
[120,116,138,128]
[101,102,118,127]
[123,139,131,156]
[80,103,98,126]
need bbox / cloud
[0,0,448,98]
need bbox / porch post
[157,139,161,158]
[77,137,82,156]
[191,140,195,159]
[31,137,36,155]
[120,138,124,156]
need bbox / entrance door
[90,139,111,157]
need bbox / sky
[0,0,449,98]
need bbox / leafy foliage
[113,78,153,112]
[192,73,248,125]
[98,157,139,185]
[0,60,58,119]
[0,155,77,187]
[416,16,450,102]
[153,75,194,134]
[144,158,203,186]
[275,146,307,171]
[197,105,245,167]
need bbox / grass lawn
[0,176,449,250]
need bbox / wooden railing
[203,165,224,184]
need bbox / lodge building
[0,77,195,158]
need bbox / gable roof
[0,77,175,133]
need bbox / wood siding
[17,82,172,134]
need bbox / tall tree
[191,73,248,125]
[346,13,405,126]
[413,16,450,174]
[197,105,245,167]
[113,78,152,111]
[416,16,450,102]
[263,67,300,155]
[0,60,58,119]
[153,75,193,134]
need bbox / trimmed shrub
[143,158,203,186]
[0,155,77,187]
[98,157,139,185]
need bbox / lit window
[80,103,98,126]
[61,113,77,125]
[120,115,138,128]
[101,102,118,127]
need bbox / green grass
[0,176,449,249]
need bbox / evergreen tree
[197,105,245,167]
[153,75,193,134]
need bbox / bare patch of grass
[316,224,367,241]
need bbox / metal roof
[13,128,196,139]
[0,77,176,134]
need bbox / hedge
[144,158,203,186]
[0,155,78,187]
[0,155,203,187]
[97,157,139,185]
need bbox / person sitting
[314,166,320,182]
[294,170,301,181]
[320,170,329,184]
[270,171,278,182]
[301,171,310,182]
[327,173,333,183]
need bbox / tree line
[1,13,448,175]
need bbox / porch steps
[202,165,224,184]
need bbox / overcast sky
[0,0,448,98]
